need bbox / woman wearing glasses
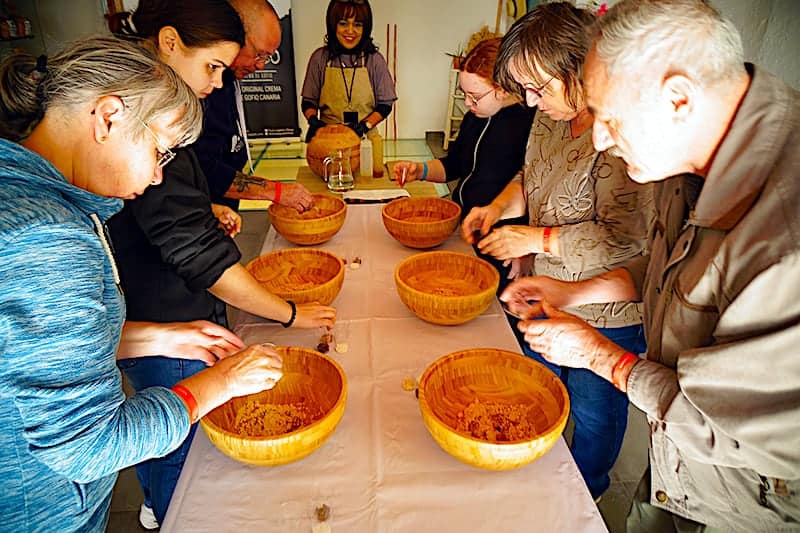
[0,36,284,533]
[108,1,336,528]
[301,0,397,142]
[392,38,535,285]
[462,3,653,502]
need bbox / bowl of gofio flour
[200,346,347,466]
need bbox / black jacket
[441,103,535,217]
[193,69,248,210]
[108,148,241,326]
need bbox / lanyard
[339,55,358,106]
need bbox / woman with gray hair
[462,2,653,502]
[0,36,283,532]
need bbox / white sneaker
[139,504,160,530]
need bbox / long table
[161,204,607,532]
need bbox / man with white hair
[501,0,800,530]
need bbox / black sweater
[108,148,241,326]
[441,103,535,217]
[193,69,248,210]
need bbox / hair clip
[35,55,47,74]
[596,3,608,16]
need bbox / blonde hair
[592,0,744,89]
[0,35,202,144]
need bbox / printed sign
[241,1,299,140]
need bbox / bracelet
[421,161,428,181]
[611,352,640,391]
[171,384,199,424]
[273,181,282,204]
[542,227,552,254]
[281,299,296,328]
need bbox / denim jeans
[117,356,207,523]
[522,323,646,499]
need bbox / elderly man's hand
[518,301,623,378]
[276,182,314,212]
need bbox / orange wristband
[542,227,552,254]
[611,352,639,391]
[171,384,199,424]
[273,181,282,204]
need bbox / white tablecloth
[161,204,607,533]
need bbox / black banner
[241,2,299,140]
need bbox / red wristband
[542,227,552,254]
[171,384,199,424]
[611,352,639,391]
[273,181,282,204]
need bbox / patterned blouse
[522,113,653,328]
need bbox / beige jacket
[623,65,800,531]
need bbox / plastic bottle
[371,133,384,178]
[359,135,373,178]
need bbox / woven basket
[245,248,344,305]
[418,348,569,471]
[395,251,499,325]
[269,193,346,245]
[382,197,461,249]
[201,346,347,466]
[306,124,361,178]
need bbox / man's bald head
[229,0,281,79]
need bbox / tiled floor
[106,137,651,532]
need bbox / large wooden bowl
[382,197,461,249]
[395,251,499,325]
[418,348,569,471]
[269,193,346,245]
[201,346,347,466]
[305,124,360,178]
[245,248,344,305]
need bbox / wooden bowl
[306,124,360,178]
[395,251,499,325]
[418,348,569,471]
[382,197,461,249]
[269,193,346,245]
[245,248,344,305]
[201,346,347,466]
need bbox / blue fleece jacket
[0,139,191,532]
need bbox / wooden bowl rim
[381,197,461,225]
[201,347,348,442]
[268,193,346,222]
[418,348,570,445]
[246,248,345,280]
[394,251,500,300]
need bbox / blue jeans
[522,323,646,499]
[117,357,207,523]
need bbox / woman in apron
[301,0,397,142]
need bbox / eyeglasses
[462,87,495,106]
[125,105,176,168]
[525,76,555,99]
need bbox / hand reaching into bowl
[177,343,285,419]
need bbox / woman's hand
[461,205,504,243]
[212,343,284,396]
[393,161,420,186]
[477,225,537,260]
[500,276,581,318]
[211,203,242,238]
[118,320,245,366]
[293,302,337,330]
[276,182,314,213]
